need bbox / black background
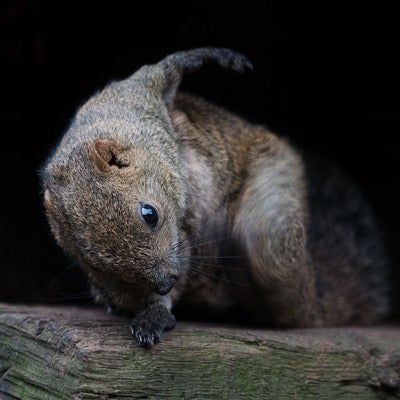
[1,1,399,318]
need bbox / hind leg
[233,140,320,327]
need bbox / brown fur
[41,48,389,347]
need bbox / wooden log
[0,303,399,399]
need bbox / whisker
[186,259,247,271]
[170,237,189,250]
[177,255,245,260]
[171,214,267,256]
[95,282,120,297]
[170,220,236,251]
[46,260,80,292]
[190,267,254,288]
[39,288,93,304]
[58,290,93,300]
[172,213,265,251]
[174,236,235,255]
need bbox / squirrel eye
[140,203,159,228]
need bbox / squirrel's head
[41,47,252,297]
[42,137,186,296]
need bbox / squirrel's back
[171,92,390,326]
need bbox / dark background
[1,1,399,318]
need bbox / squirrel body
[41,48,389,347]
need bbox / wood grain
[0,303,399,399]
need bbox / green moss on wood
[1,304,399,399]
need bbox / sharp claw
[131,328,155,348]
[129,306,175,347]
[142,335,153,348]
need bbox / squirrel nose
[155,275,177,296]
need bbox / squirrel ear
[92,139,130,172]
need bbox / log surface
[0,303,399,399]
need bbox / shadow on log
[0,303,399,399]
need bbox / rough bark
[0,303,399,399]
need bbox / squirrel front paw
[129,303,176,348]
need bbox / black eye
[140,203,159,228]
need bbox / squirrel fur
[41,48,389,347]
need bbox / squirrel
[41,48,390,347]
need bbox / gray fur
[41,48,390,347]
